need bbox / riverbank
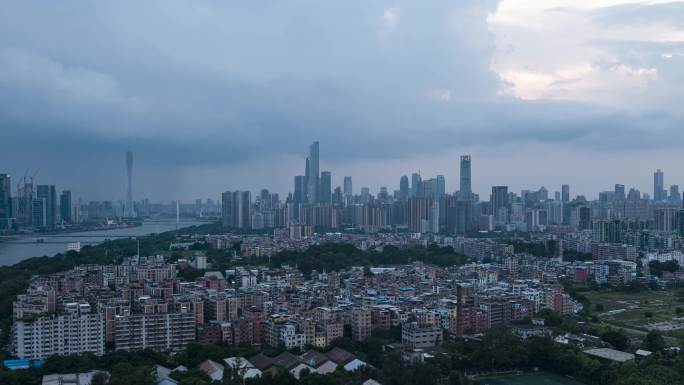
[0,222,141,238]
[0,220,205,266]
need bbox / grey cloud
[0,0,683,200]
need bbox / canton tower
[124,150,136,218]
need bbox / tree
[0,371,19,385]
[448,371,463,385]
[109,364,154,385]
[595,304,604,312]
[642,331,666,352]
[601,330,629,351]
[649,260,679,277]
[91,372,108,385]
[536,309,563,327]
[470,327,529,370]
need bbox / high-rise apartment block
[222,191,252,228]
[12,303,105,359]
[114,311,196,353]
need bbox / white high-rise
[12,303,105,359]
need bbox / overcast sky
[1,0,683,202]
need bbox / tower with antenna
[124,150,136,218]
[15,169,38,227]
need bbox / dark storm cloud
[1,0,683,200]
[0,1,500,160]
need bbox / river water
[0,221,205,266]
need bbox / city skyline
[4,142,684,204]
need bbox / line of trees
[245,243,469,278]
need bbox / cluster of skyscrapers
[0,173,73,231]
[653,169,681,204]
[0,152,139,232]
[217,141,684,237]
[293,141,332,204]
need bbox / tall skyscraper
[222,190,251,229]
[221,191,234,228]
[459,155,471,200]
[36,185,56,230]
[333,186,343,205]
[399,175,409,201]
[60,190,72,224]
[411,173,422,197]
[238,191,251,229]
[422,178,437,198]
[320,171,332,203]
[0,173,10,229]
[306,141,319,203]
[124,150,136,218]
[654,169,665,202]
[304,157,310,199]
[16,177,34,227]
[32,197,46,230]
[294,176,306,203]
[491,186,509,225]
[670,185,681,204]
[561,184,570,203]
[343,176,352,198]
[436,175,446,197]
[614,184,625,201]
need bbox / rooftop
[583,348,635,362]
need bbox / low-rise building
[401,322,443,349]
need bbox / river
[0,221,206,266]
